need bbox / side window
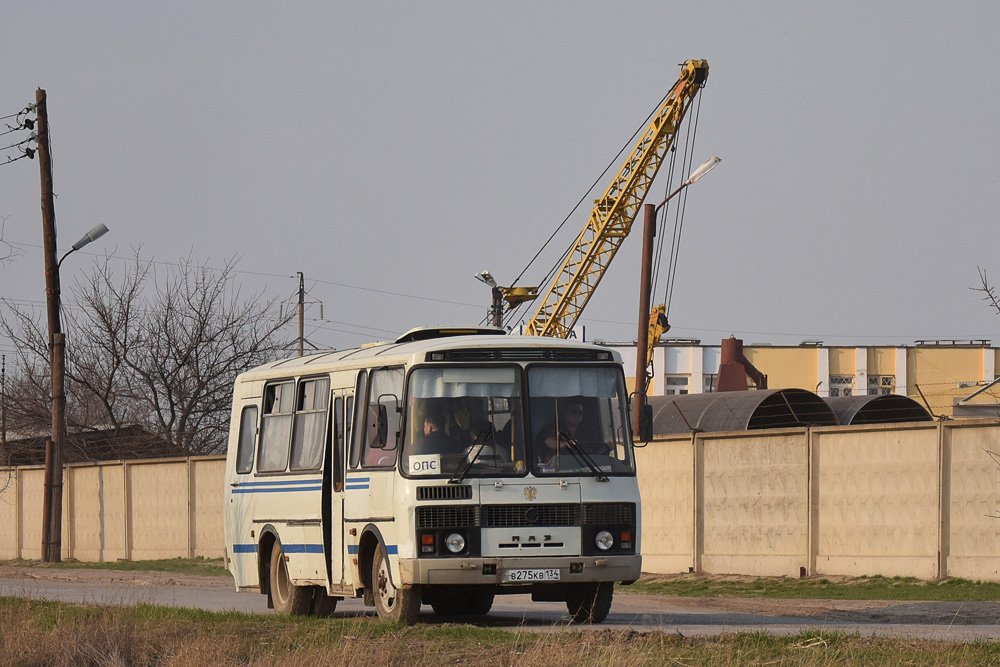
[290,377,330,471]
[333,396,345,491]
[363,367,404,467]
[259,381,294,473]
[349,371,368,469]
[235,406,258,475]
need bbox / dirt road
[2,566,998,642]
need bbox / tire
[372,543,421,624]
[430,595,468,616]
[566,582,614,623]
[464,593,494,616]
[269,541,311,616]
[313,588,339,617]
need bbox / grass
[628,572,1000,602]
[1,597,999,666]
[1,556,230,577]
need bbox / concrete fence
[0,457,226,562]
[636,420,1000,581]
[2,421,998,581]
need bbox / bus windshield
[527,365,635,476]
[403,366,526,478]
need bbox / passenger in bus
[411,408,457,456]
[534,398,610,466]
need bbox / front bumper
[399,554,641,586]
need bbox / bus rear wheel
[372,543,421,624]
[269,541,311,616]
[465,593,494,616]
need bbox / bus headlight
[595,530,614,551]
[445,533,466,554]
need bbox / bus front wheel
[566,582,613,623]
[269,541,311,616]
[372,543,420,624]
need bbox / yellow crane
[505,59,709,338]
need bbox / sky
[2,1,999,358]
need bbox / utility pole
[282,272,323,356]
[297,272,304,357]
[633,204,656,438]
[36,88,65,563]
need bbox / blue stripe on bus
[345,484,369,490]
[233,544,323,554]
[235,479,321,487]
[232,485,322,494]
[281,544,324,554]
[347,544,397,555]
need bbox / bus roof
[237,331,620,382]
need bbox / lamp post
[633,157,721,439]
[40,223,109,562]
[474,270,503,328]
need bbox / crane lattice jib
[524,60,709,338]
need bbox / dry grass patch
[2,597,999,666]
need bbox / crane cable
[500,83,682,330]
[652,91,704,326]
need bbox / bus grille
[582,502,636,525]
[417,485,472,501]
[482,504,581,527]
[416,505,480,528]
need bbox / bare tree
[0,215,24,266]
[974,267,1000,316]
[1,253,292,457]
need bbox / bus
[222,326,641,624]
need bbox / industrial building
[608,338,1000,419]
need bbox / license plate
[503,568,561,582]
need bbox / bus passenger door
[226,401,261,587]
[324,390,351,590]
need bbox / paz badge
[523,486,537,502]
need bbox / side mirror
[367,404,384,449]
[378,404,389,448]
[369,393,399,450]
[639,404,653,443]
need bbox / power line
[2,238,483,310]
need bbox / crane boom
[519,59,709,338]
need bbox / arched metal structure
[823,395,933,425]
[648,389,838,435]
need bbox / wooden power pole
[37,87,66,563]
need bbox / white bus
[223,327,641,624]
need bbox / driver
[534,398,608,465]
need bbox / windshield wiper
[449,424,494,484]
[558,433,609,482]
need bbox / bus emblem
[523,486,537,502]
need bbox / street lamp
[634,157,721,440]
[40,223,110,562]
[60,224,109,268]
[474,270,503,327]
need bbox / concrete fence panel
[812,424,940,579]
[700,430,809,577]
[17,468,45,561]
[0,469,22,560]
[946,422,1000,580]
[634,436,694,573]
[191,458,226,558]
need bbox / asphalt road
[1,567,998,642]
